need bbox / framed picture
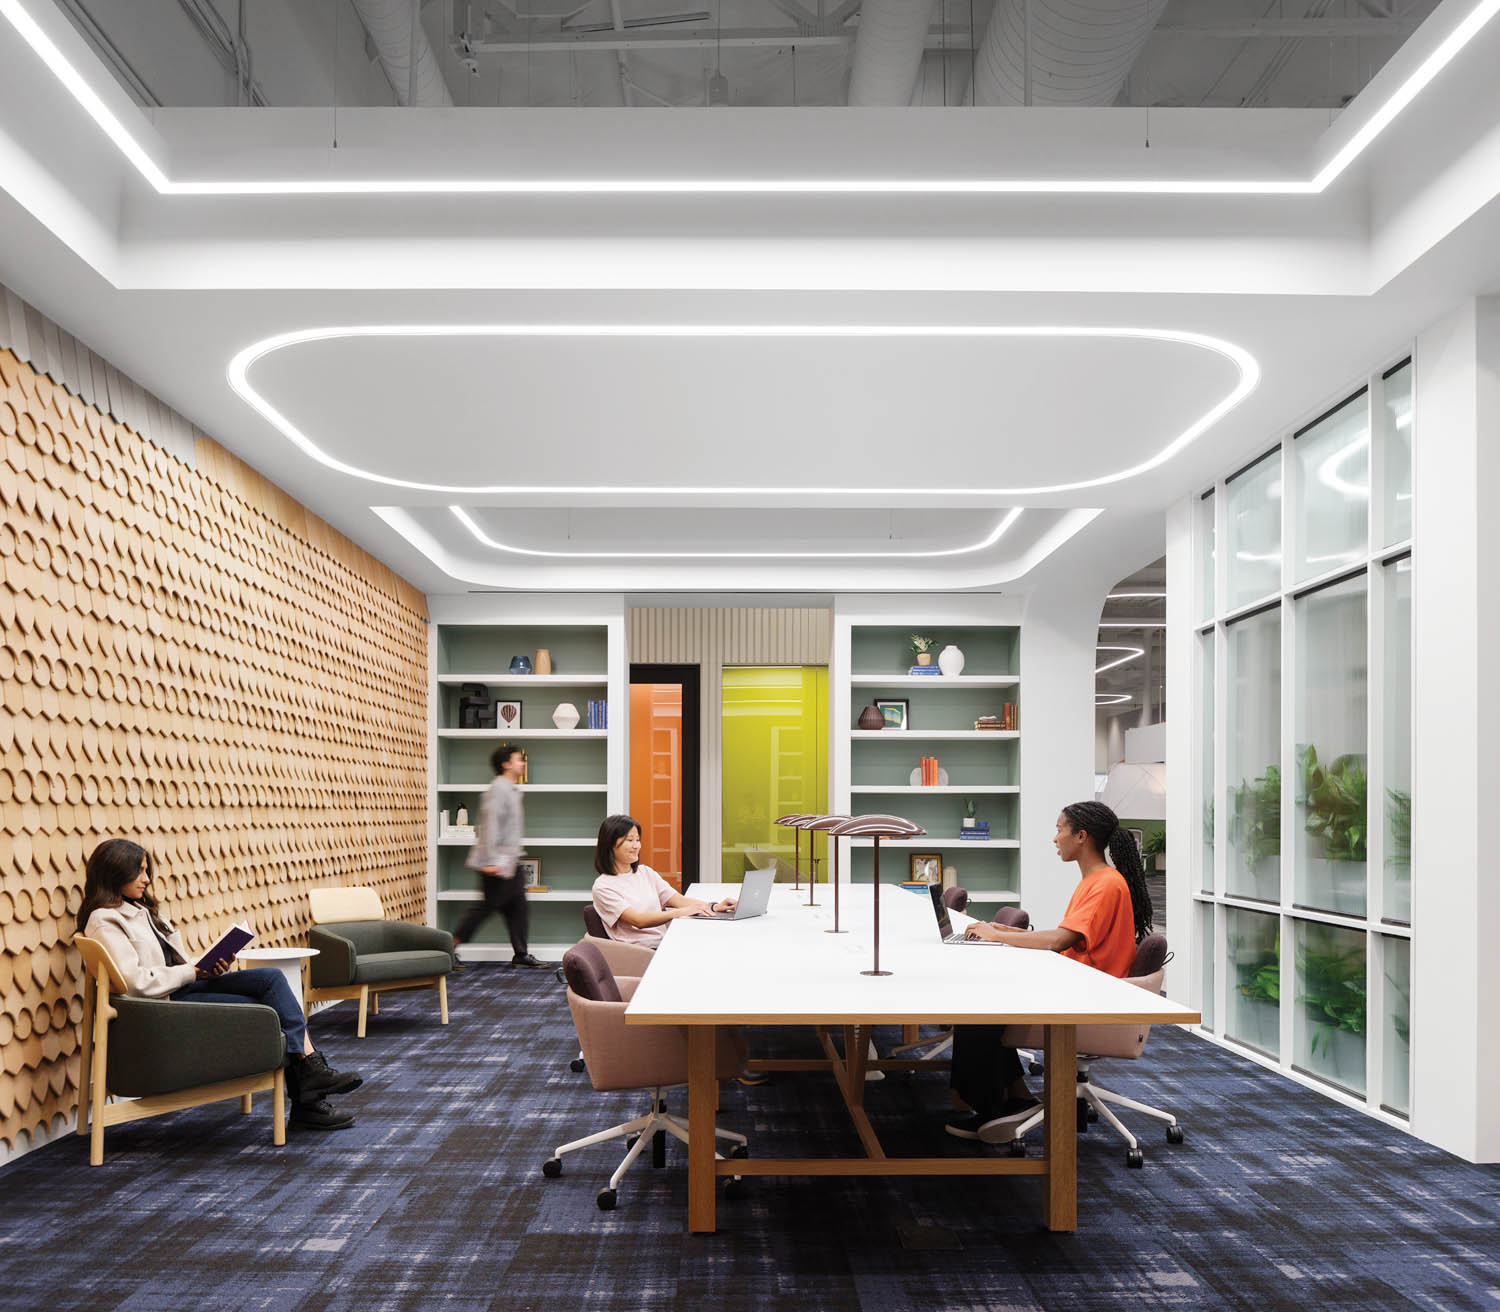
[495,700,523,731]
[908,853,941,883]
[517,856,543,888]
[875,697,909,731]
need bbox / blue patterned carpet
[2,966,1497,1311]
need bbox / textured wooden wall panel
[0,348,430,1152]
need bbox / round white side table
[238,946,319,1015]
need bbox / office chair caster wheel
[652,1129,667,1168]
[569,1057,585,1073]
[1126,1149,1144,1169]
[1076,1101,1090,1133]
[542,1157,562,1178]
[596,1188,617,1211]
[1007,1139,1027,1158]
[729,1143,749,1159]
[1028,1062,1044,1076]
[1166,1125,1185,1144]
[722,1177,746,1200]
[1086,1106,1098,1123]
[626,1134,639,1149]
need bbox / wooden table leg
[688,1025,719,1234]
[1042,1023,1078,1232]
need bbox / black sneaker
[298,1050,363,1099]
[289,1097,355,1131]
[511,952,546,969]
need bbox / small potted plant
[910,633,937,666]
[1141,826,1166,871]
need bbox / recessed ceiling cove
[227,324,1257,500]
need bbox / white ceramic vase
[552,702,580,730]
[937,644,966,676]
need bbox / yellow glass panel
[721,666,828,883]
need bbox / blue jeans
[171,968,308,1058]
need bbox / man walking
[453,743,544,968]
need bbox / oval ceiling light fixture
[1095,693,1133,706]
[226,323,1260,498]
[447,505,1022,560]
[6,0,1499,197]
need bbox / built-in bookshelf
[430,620,622,959]
[842,624,1022,904]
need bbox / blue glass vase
[509,655,533,675]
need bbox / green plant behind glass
[1230,764,1280,866]
[1141,826,1166,862]
[1299,939,1366,1056]
[1236,931,1280,1005]
[1387,788,1411,874]
[1298,744,1368,863]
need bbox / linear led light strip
[226,323,1259,498]
[449,504,1022,560]
[1096,645,1144,674]
[3,0,1498,196]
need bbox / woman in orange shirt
[946,800,1154,1142]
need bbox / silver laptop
[929,883,991,944]
[699,867,776,922]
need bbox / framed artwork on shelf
[496,700,522,731]
[875,698,909,730]
[517,856,543,888]
[908,853,941,883]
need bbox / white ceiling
[1,0,1498,596]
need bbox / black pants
[454,873,529,956]
[949,1025,1025,1116]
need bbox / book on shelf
[524,884,550,893]
[974,716,1005,730]
[908,664,943,676]
[919,755,941,786]
[586,699,610,729]
[958,832,993,841]
[1002,703,1017,730]
[195,922,254,973]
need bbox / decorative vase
[455,807,469,827]
[857,705,886,730]
[915,652,933,666]
[509,655,533,675]
[937,644,965,676]
[534,648,552,676]
[552,702,580,730]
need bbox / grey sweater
[466,775,524,875]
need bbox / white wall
[1410,296,1500,1162]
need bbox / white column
[1410,296,1500,1163]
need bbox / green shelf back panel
[439,681,609,726]
[847,845,1019,891]
[846,791,1017,838]
[437,899,588,947]
[850,684,1019,732]
[850,625,1019,677]
[436,624,608,677]
[437,843,596,894]
[439,735,606,786]
[849,736,1018,788]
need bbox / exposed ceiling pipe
[847,0,936,106]
[350,0,455,106]
[972,0,1168,107]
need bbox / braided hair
[1060,801,1154,942]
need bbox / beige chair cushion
[309,886,384,924]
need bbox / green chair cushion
[106,997,284,1097]
[351,950,454,984]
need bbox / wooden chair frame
[304,974,449,1040]
[73,935,286,1166]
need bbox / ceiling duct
[847,0,937,107]
[973,0,1167,107]
[351,0,454,106]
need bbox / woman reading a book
[76,838,364,1131]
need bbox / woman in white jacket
[76,838,363,1131]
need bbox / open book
[195,922,255,973]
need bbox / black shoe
[289,1097,355,1131]
[511,952,546,969]
[298,1050,363,1099]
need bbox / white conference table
[624,881,1198,1234]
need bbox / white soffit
[3,0,1499,195]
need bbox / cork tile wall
[0,347,430,1152]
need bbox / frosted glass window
[1197,491,1216,621]
[1294,575,1368,917]
[1200,633,1214,893]
[1199,902,1216,1032]
[1381,936,1411,1116]
[1295,392,1369,582]
[1383,362,1413,547]
[1226,607,1280,903]
[1225,449,1281,609]
[1227,907,1279,1057]
[1383,557,1412,924]
[1293,920,1366,1095]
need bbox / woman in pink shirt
[590,814,735,948]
